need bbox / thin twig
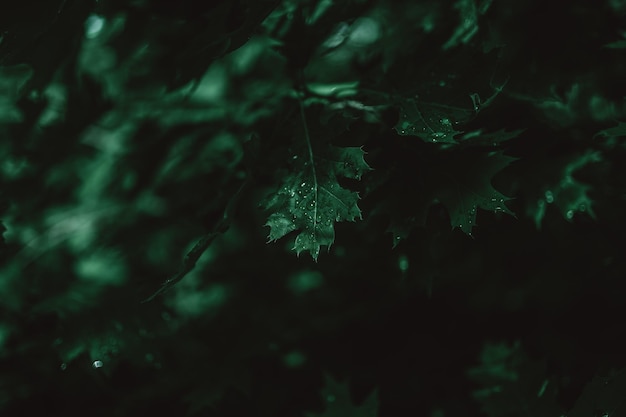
[141,178,249,303]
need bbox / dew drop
[92,360,104,369]
[60,363,67,371]
[566,209,574,219]
[470,93,481,112]
[579,204,586,212]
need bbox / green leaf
[0,64,33,123]
[604,39,626,48]
[567,368,626,417]
[442,0,493,50]
[436,151,516,235]
[456,128,525,149]
[264,143,370,260]
[468,342,564,417]
[527,151,601,227]
[306,373,379,417]
[595,121,626,139]
[374,146,515,245]
[306,80,360,98]
[394,97,470,143]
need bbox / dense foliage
[1,0,626,415]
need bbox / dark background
[1,0,625,416]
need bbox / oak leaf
[264,144,370,260]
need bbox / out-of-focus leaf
[0,64,33,123]
[306,373,378,417]
[567,368,626,417]
[528,151,602,227]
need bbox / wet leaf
[264,144,370,260]
[436,151,516,234]
[394,97,471,143]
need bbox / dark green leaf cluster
[1,0,626,416]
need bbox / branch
[141,178,249,303]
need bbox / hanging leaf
[264,125,371,260]
[371,142,516,245]
[393,82,508,145]
[435,150,516,234]
[394,97,471,143]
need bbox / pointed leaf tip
[264,146,368,260]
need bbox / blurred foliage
[1,0,626,416]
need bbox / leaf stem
[141,177,250,302]
[299,99,318,242]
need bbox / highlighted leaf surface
[265,146,370,260]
